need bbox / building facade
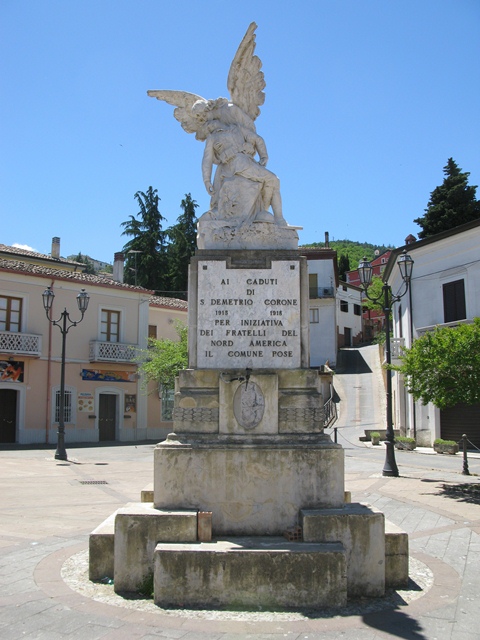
[385,220,480,447]
[0,244,187,445]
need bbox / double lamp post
[42,286,90,461]
[357,250,414,477]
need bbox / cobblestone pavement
[0,441,479,639]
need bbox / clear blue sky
[1,0,479,263]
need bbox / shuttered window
[443,280,466,323]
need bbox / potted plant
[370,431,381,445]
[395,436,416,451]
[433,438,459,455]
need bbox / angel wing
[147,90,206,138]
[227,22,265,122]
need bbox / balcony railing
[0,331,42,357]
[390,337,405,361]
[89,341,138,363]
[309,286,335,299]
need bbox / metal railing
[323,396,338,428]
[0,331,42,356]
[390,337,405,360]
[309,286,335,299]
[89,340,138,363]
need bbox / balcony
[309,287,335,299]
[0,331,42,357]
[390,338,405,361]
[89,341,138,363]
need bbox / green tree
[414,158,480,239]
[72,252,95,274]
[165,193,198,296]
[300,239,392,269]
[338,254,350,282]
[121,187,168,290]
[362,275,385,313]
[392,319,480,409]
[139,323,188,390]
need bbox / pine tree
[414,158,480,239]
[338,254,350,282]
[165,194,198,296]
[121,187,168,290]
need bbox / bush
[434,438,457,446]
[370,432,381,438]
[396,436,416,444]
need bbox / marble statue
[148,23,299,249]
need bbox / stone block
[385,520,409,588]
[141,484,154,502]
[154,442,344,535]
[301,503,385,597]
[113,504,197,593]
[154,537,347,609]
[197,511,212,542]
[89,511,117,581]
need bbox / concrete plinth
[154,537,347,609]
[385,520,409,588]
[113,504,198,593]
[301,504,385,597]
[154,441,344,535]
[89,511,117,581]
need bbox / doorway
[99,393,117,441]
[344,327,352,347]
[0,388,17,443]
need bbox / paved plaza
[0,439,479,640]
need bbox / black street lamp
[42,286,90,460]
[357,250,414,477]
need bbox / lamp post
[357,250,414,477]
[42,286,90,460]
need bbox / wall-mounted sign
[78,392,94,412]
[81,369,136,383]
[125,394,136,413]
[0,360,24,382]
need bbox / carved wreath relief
[233,382,265,429]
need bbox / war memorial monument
[89,23,408,610]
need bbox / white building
[385,219,480,447]
[301,248,363,368]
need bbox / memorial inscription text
[197,261,301,369]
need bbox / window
[101,310,120,342]
[161,387,175,421]
[148,325,157,340]
[0,295,22,332]
[54,388,73,423]
[354,304,361,316]
[443,280,466,323]
[308,273,318,298]
[309,308,319,324]
[340,300,348,313]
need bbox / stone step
[89,510,118,581]
[113,504,198,592]
[141,483,154,502]
[300,503,385,597]
[385,520,409,588]
[154,537,347,609]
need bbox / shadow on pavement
[363,608,427,639]
[336,348,373,374]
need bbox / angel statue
[148,23,299,250]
